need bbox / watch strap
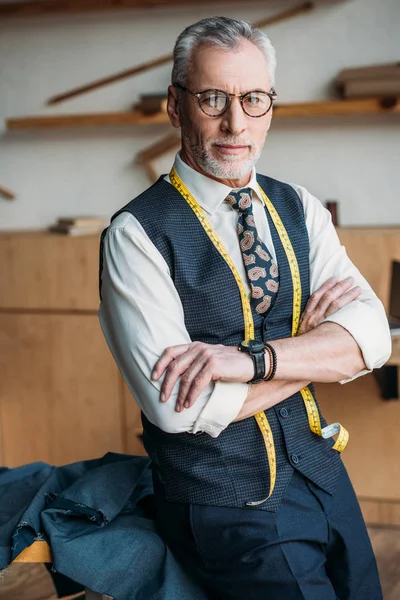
[250,350,266,383]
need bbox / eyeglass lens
[198,90,273,117]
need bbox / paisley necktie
[225,188,279,315]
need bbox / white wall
[0,0,399,229]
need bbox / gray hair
[171,16,276,88]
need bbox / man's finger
[152,343,193,380]
[175,356,208,411]
[161,347,199,402]
[183,369,213,409]
[302,277,339,315]
[161,343,208,402]
[324,286,361,317]
[315,277,355,317]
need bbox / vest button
[291,454,300,465]
[280,408,289,418]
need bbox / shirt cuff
[323,301,392,383]
[191,380,249,438]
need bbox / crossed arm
[152,277,366,421]
[99,193,391,436]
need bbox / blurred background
[0,0,399,597]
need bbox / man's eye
[245,94,260,105]
[201,93,227,110]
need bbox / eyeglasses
[173,83,277,118]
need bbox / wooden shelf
[6,109,168,130]
[274,97,400,118]
[5,97,400,131]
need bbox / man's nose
[220,97,247,136]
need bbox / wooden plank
[316,226,400,504]
[6,110,169,130]
[0,231,100,310]
[0,183,16,200]
[0,313,123,466]
[137,133,180,163]
[0,0,252,19]
[336,226,400,311]
[47,57,173,106]
[273,96,400,118]
[42,3,314,105]
[6,97,400,131]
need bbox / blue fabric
[104,174,341,512]
[0,454,207,600]
[156,464,382,600]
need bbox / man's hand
[298,276,361,335]
[152,342,253,412]
[152,276,361,412]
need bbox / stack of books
[49,216,106,236]
[133,93,168,115]
[335,62,400,98]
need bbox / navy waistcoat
[101,174,342,511]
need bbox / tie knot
[225,188,252,214]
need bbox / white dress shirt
[98,153,391,438]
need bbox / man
[99,16,391,600]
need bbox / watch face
[241,340,264,353]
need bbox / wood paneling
[359,498,400,527]
[315,374,400,503]
[0,313,123,466]
[369,527,400,600]
[1,227,399,502]
[0,232,101,311]
[337,227,400,310]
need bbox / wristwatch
[238,340,266,383]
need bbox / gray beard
[182,133,263,181]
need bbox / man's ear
[167,85,181,129]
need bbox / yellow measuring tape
[170,167,348,505]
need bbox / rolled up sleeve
[99,212,247,437]
[192,381,249,437]
[291,183,392,382]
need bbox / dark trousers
[156,464,382,600]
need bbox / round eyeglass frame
[173,83,277,118]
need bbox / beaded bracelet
[263,343,277,381]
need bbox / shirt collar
[172,152,262,215]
